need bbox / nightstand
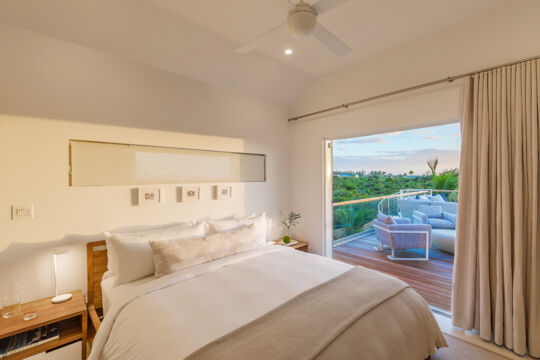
[0,290,87,359]
[274,239,309,252]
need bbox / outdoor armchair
[373,215,432,261]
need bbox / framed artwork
[216,185,232,200]
[180,186,200,202]
[138,187,161,205]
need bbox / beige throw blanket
[186,266,447,360]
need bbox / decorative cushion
[377,213,395,224]
[427,218,455,229]
[105,222,207,286]
[150,224,260,278]
[208,213,267,244]
[418,205,443,219]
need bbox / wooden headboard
[87,240,107,332]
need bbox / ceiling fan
[236,0,353,57]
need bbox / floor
[333,231,454,312]
[433,335,511,360]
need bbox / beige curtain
[453,59,540,357]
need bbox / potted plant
[280,211,301,244]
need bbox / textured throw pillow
[208,213,266,244]
[150,224,260,277]
[377,213,395,224]
[106,222,207,286]
[418,205,443,219]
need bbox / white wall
[0,22,291,302]
[290,0,540,255]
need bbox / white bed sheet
[90,245,352,360]
[101,275,155,316]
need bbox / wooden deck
[333,232,453,312]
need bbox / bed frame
[87,240,108,335]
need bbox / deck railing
[332,189,458,244]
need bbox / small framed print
[216,185,232,200]
[180,186,200,202]
[138,187,161,205]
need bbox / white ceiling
[0,0,511,106]
[150,0,510,76]
[0,0,311,106]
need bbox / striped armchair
[373,214,432,261]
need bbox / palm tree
[427,158,439,176]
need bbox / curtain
[453,59,540,357]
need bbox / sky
[333,123,461,175]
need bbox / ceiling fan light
[287,2,317,38]
[284,48,293,55]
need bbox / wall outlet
[11,204,34,220]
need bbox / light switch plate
[11,204,34,220]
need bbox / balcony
[332,189,457,313]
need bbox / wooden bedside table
[274,239,309,252]
[0,290,87,359]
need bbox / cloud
[415,129,436,135]
[333,148,460,174]
[422,135,441,140]
[336,137,389,144]
[386,131,402,137]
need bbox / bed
[86,239,446,360]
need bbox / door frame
[323,138,333,257]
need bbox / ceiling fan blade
[312,23,351,57]
[235,23,287,54]
[312,0,353,15]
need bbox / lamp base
[51,293,72,304]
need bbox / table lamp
[51,248,72,304]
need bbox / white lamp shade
[51,248,72,304]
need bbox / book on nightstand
[0,323,59,358]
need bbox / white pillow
[208,213,266,244]
[150,224,260,278]
[103,222,192,277]
[106,222,207,286]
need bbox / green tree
[427,158,439,176]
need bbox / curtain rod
[288,54,540,122]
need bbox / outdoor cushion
[443,211,457,225]
[427,218,455,229]
[432,229,456,254]
[429,195,446,202]
[393,217,411,225]
[377,213,395,224]
[412,210,428,224]
[418,205,443,218]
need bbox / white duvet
[89,245,352,360]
